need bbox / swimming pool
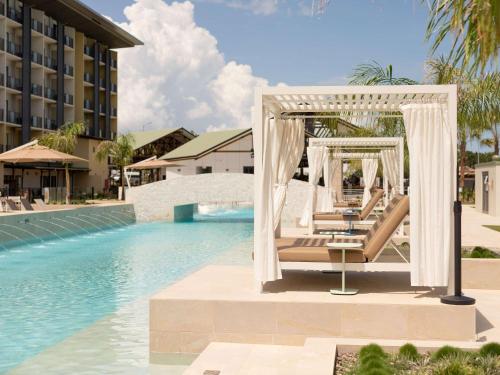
[0,208,253,373]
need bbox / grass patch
[484,225,500,232]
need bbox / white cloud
[116,0,270,133]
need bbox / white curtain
[401,103,455,287]
[381,149,399,197]
[319,155,342,212]
[299,146,327,232]
[254,113,281,284]
[361,158,378,207]
[271,119,305,229]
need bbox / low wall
[463,259,500,290]
[126,173,327,224]
[0,204,135,248]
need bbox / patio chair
[312,188,384,231]
[20,198,34,211]
[5,199,19,211]
[34,198,47,210]
[278,194,409,294]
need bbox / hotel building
[0,0,141,197]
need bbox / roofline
[162,128,252,161]
[131,128,196,150]
[24,0,143,48]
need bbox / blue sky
[83,0,436,85]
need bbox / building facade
[0,0,141,197]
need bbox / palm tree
[474,73,500,154]
[348,61,418,86]
[37,122,86,204]
[425,0,499,73]
[96,133,135,200]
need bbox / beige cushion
[276,237,366,263]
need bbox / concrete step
[183,340,336,375]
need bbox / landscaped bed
[336,343,500,374]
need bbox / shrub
[399,343,420,361]
[479,342,500,357]
[432,346,464,361]
[357,344,393,375]
[434,361,470,375]
[359,344,386,359]
[469,247,499,259]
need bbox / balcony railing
[110,131,117,141]
[0,73,4,86]
[44,56,57,70]
[44,117,56,130]
[0,3,4,16]
[111,58,117,69]
[44,87,57,101]
[64,93,74,105]
[99,52,106,63]
[0,38,5,52]
[31,115,43,128]
[111,107,117,117]
[111,83,117,93]
[99,104,106,114]
[7,7,22,23]
[100,79,106,89]
[64,35,74,48]
[83,72,94,84]
[6,76,22,91]
[6,111,21,125]
[31,51,43,65]
[83,99,93,110]
[84,45,94,57]
[6,40,22,57]
[0,108,4,122]
[31,83,43,97]
[31,19,43,34]
[63,64,74,77]
[45,25,57,40]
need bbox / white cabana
[253,85,458,293]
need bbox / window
[243,166,254,174]
[196,166,212,174]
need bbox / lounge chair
[20,198,34,211]
[311,188,384,231]
[34,198,47,210]
[5,199,19,211]
[278,194,409,294]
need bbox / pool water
[0,209,253,373]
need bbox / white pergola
[309,136,405,201]
[253,85,458,295]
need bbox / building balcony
[31,83,43,97]
[7,7,22,24]
[111,58,117,69]
[64,93,74,105]
[44,117,56,130]
[44,56,57,70]
[99,104,106,114]
[0,73,4,86]
[64,35,74,48]
[84,45,94,57]
[31,19,43,34]
[0,38,5,52]
[6,40,22,58]
[6,76,22,91]
[110,131,116,140]
[6,111,21,125]
[0,3,4,16]
[99,52,106,64]
[44,25,57,40]
[111,83,117,93]
[0,108,4,122]
[83,99,93,110]
[111,107,117,117]
[64,64,74,77]
[44,87,57,101]
[83,72,94,84]
[31,51,43,65]
[31,115,43,128]
[100,79,106,89]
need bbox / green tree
[348,61,418,86]
[37,122,86,204]
[425,0,500,73]
[474,73,500,154]
[95,134,135,200]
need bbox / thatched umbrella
[124,157,182,187]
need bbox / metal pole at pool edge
[441,163,475,305]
